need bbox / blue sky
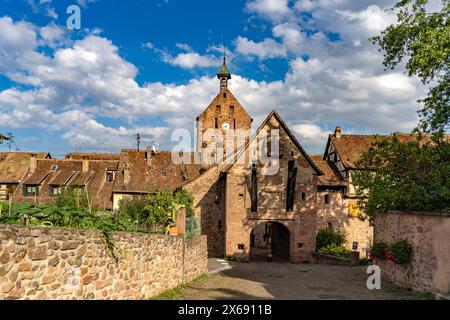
[0,0,427,156]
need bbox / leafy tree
[371,0,450,134]
[353,135,450,218]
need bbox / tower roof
[217,57,231,80]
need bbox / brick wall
[375,211,450,294]
[0,225,207,300]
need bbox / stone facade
[222,112,321,263]
[0,224,207,300]
[374,211,450,294]
[196,87,252,163]
[184,165,226,257]
[316,192,373,254]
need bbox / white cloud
[292,124,330,152]
[0,2,428,154]
[165,53,219,69]
[246,0,291,21]
[235,36,287,59]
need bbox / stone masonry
[0,224,207,300]
[375,211,450,294]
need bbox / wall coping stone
[386,210,450,217]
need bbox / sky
[0,0,431,156]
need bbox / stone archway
[250,222,290,262]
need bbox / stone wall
[374,211,450,294]
[316,192,373,255]
[184,165,226,258]
[0,224,207,300]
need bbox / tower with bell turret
[196,56,253,163]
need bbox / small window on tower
[216,105,221,113]
[215,118,218,129]
[230,106,235,113]
[223,93,227,98]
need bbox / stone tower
[196,57,253,163]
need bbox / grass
[151,273,209,300]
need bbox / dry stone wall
[0,224,207,300]
[375,211,450,294]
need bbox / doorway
[250,222,290,262]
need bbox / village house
[2,60,437,263]
[0,152,50,202]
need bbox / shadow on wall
[196,178,225,258]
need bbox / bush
[370,241,388,260]
[316,227,346,251]
[117,188,195,232]
[388,240,412,264]
[319,243,351,259]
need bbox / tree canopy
[371,0,449,134]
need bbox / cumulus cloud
[246,0,292,21]
[292,124,330,152]
[235,36,287,59]
[0,0,428,153]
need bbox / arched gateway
[250,222,290,262]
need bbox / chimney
[30,154,37,174]
[82,156,89,173]
[124,165,130,185]
[335,126,342,139]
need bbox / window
[214,118,218,129]
[223,93,227,98]
[238,244,245,250]
[216,105,221,113]
[234,118,236,129]
[230,106,235,113]
[325,194,330,204]
[251,162,258,212]
[161,171,167,177]
[48,186,62,197]
[286,161,297,212]
[106,170,115,183]
[50,165,58,172]
[23,185,39,196]
[302,192,306,201]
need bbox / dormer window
[50,165,58,172]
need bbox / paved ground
[179,259,421,300]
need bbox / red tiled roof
[113,150,204,193]
[310,155,345,186]
[0,152,49,183]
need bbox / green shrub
[370,241,388,260]
[388,240,412,264]
[117,188,195,232]
[319,243,351,259]
[316,227,345,251]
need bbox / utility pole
[136,133,141,152]
[7,133,14,152]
